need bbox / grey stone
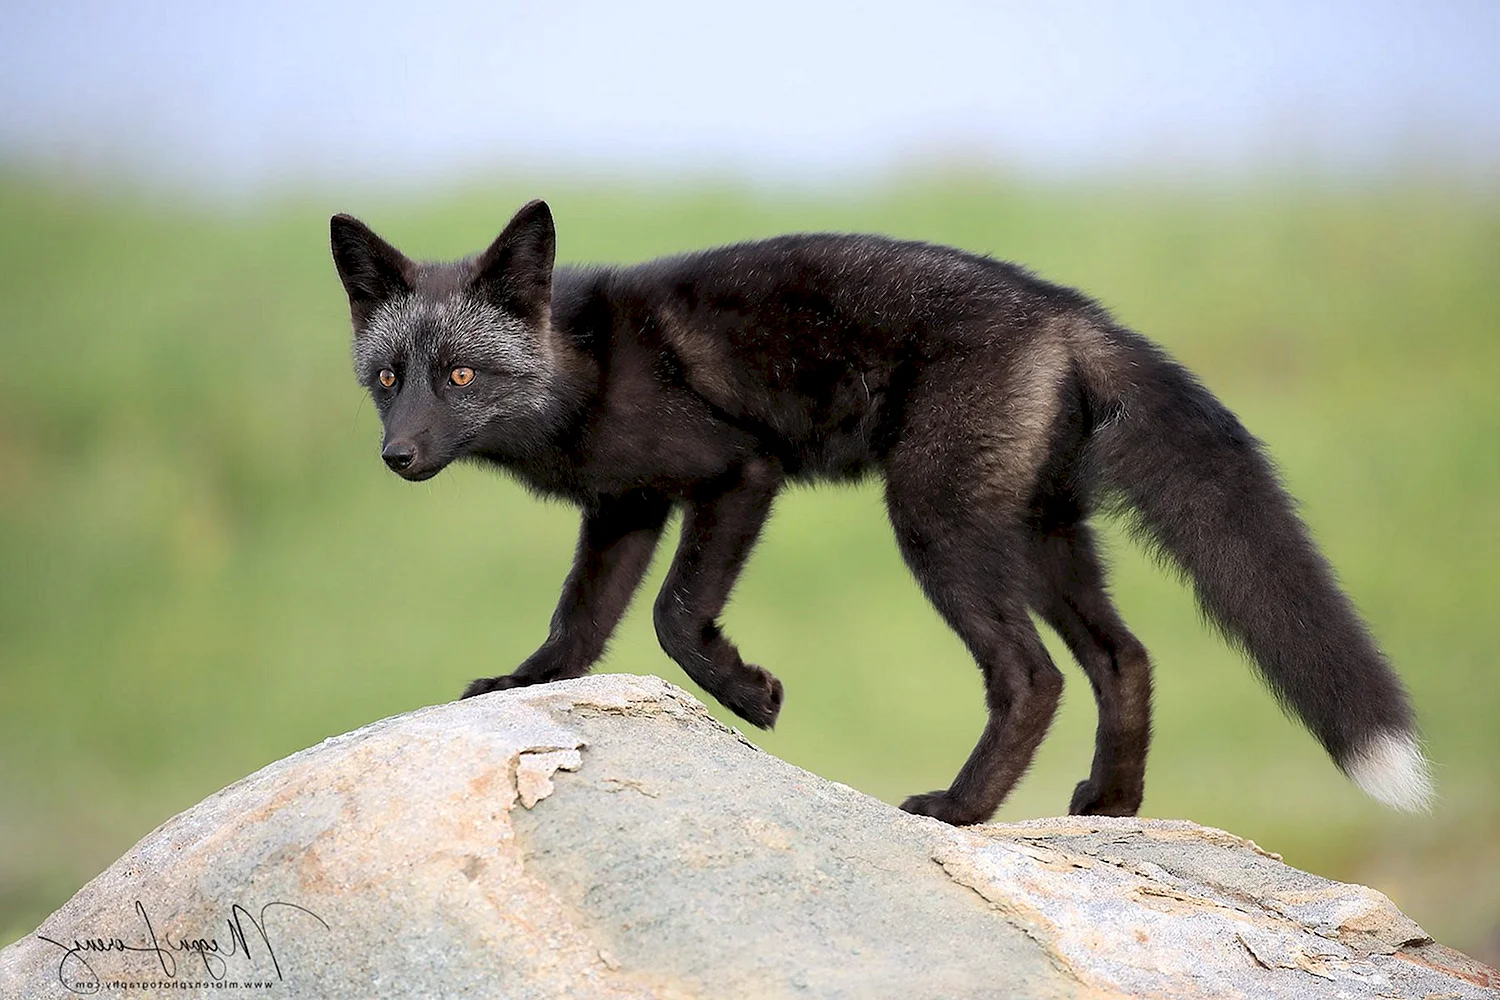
[2,675,1494,998]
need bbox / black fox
[330,200,1432,824]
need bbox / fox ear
[330,214,413,324]
[472,200,555,323]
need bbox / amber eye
[377,369,396,388]
[450,367,475,387]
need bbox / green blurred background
[1,170,1496,959]
[3,0,1500,971]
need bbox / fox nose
[382,442,417,472]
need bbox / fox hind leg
[1032,521,1153,816]
[885,484,1065,825]
[886,345,1083,824]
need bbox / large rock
[2,675,1494,999]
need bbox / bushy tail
[1080,329,1432,811]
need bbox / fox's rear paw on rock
[899,790,988,826]
[1068,778,1142,817]
[720,667,784,730]
[460,674,530,699]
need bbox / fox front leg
[461,489,671,698]
[652,459,785,728]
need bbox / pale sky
[1,0,1497,188]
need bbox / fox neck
[472,268,604,464]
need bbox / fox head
[331,200,562,481]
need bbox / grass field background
[1,170,1496,960]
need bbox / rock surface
[2,674,1494,999]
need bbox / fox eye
[450,367,475,387]
[377,369,396,388]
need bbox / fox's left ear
[472,199,555,323]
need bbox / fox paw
[719,667,784,730]
[899,790,988,826]
[1068,778,1142,817]
[460,674,530,699]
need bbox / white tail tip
[1345,731,1435,813]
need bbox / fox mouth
[394,464,445,482]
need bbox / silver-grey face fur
[356,291,557,420]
